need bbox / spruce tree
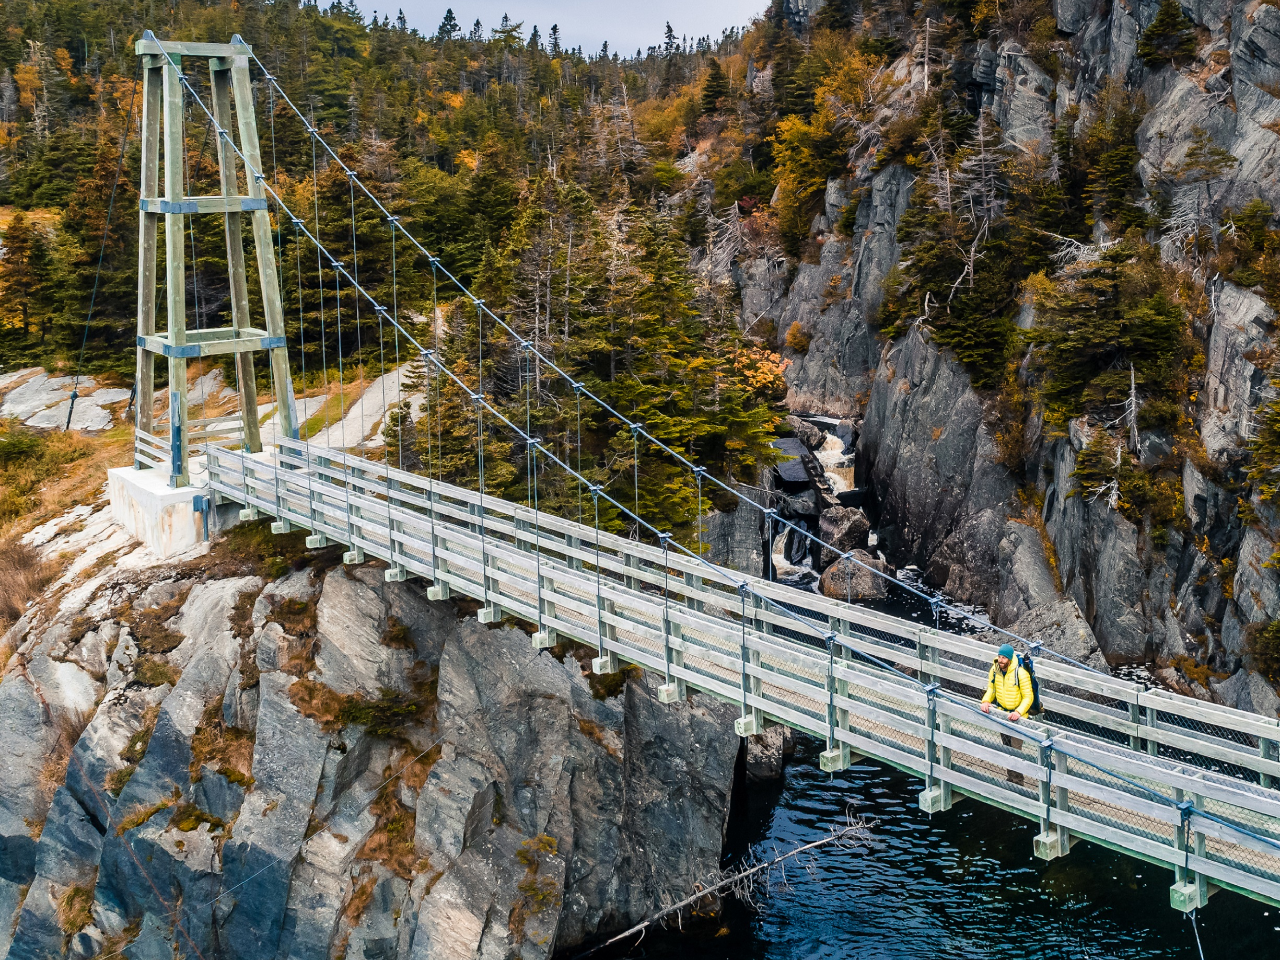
[1138,0,1197,66]
[0,212,55,340]
[434,8,459,42]
[701,57,730,115]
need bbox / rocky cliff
[740,0,1280,716]
[0,508,745,960]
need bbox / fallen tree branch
[573,812,871,958]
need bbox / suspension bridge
[109,32,1280,917]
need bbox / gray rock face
[0,508,755,960]
[858,330,1016,604]
[418,620,741,953]
[993,520,1061,628]
[991,43,1055,148]
[705,482,768,577]
[1199,281,1275,464]
[989,600,1107,672]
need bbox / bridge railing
[203,440,1280,908]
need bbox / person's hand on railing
[1008,711,1021,722]
[980,702,990,714]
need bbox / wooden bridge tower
[133,31,297,486]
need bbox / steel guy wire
[242,47,1102,680]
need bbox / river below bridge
[593,581,1278,960]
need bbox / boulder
[819,550,890,601]
[1212,669,1280,719]
[772,437,818,488]
[745,725,795,782]
[785,415,826,452]
[818,506,871,567]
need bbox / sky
[357,1,768,55]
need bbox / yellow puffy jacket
[983,656,1034,715]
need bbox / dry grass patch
[168,802,225,833]
[189,700,255,788]
[288,677,350,732]
[115,796,176,836]
[230,587,262,640]
[267,596,319,638]
[193,518,342,582]
[574,716,621,759]
[120,584,192,655]
[0,537,54,630]
[56,882,95,938]
[38,708,92,809]
[99,919,141,957]
[342,871,378,927]
[0,420,110,539]
[357,780,417,879]
[133,655,181,688]
[510,834,562,943]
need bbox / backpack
[1017,653,1045,716]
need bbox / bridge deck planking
[204,440,1280,909]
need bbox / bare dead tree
[574,812,871,958]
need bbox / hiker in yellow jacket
[981,644,1034,721]
[982,643,1033,785]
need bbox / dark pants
[1000,726,1024,785]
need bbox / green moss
[339,689,426,738]
[380,615,414,650]
[167,802,225,833]
[105,765,136,797]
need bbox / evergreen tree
[549,24,561,56]
[0,212,55,339]
[813,0,856,32]
[701,57,730,115]
[434,8,459,42]
[1138,0,1197,66]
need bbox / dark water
[592,581,1278,960]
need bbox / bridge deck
[204,439,1280,911]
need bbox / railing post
[1260,737,1276,790]
[684,570,705,614]
[237,456,260,521]
[733,587,759,737]
[1144,704,1160,758]
[383,475,412,583]
[657,589,685,703]
[1170,794,1214,911]
[565,533,583,571]
[591,596,618,674]
[477,497,499,623]
[305,452,328,548]
[532,570,557,649]
[343,462,366,564]
[426,488,450,601]
[821,635,850,772]
[918,683,946,812]
[1033,739,1070,860]
[1129,700,1142,752]
[269,454,291,533]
